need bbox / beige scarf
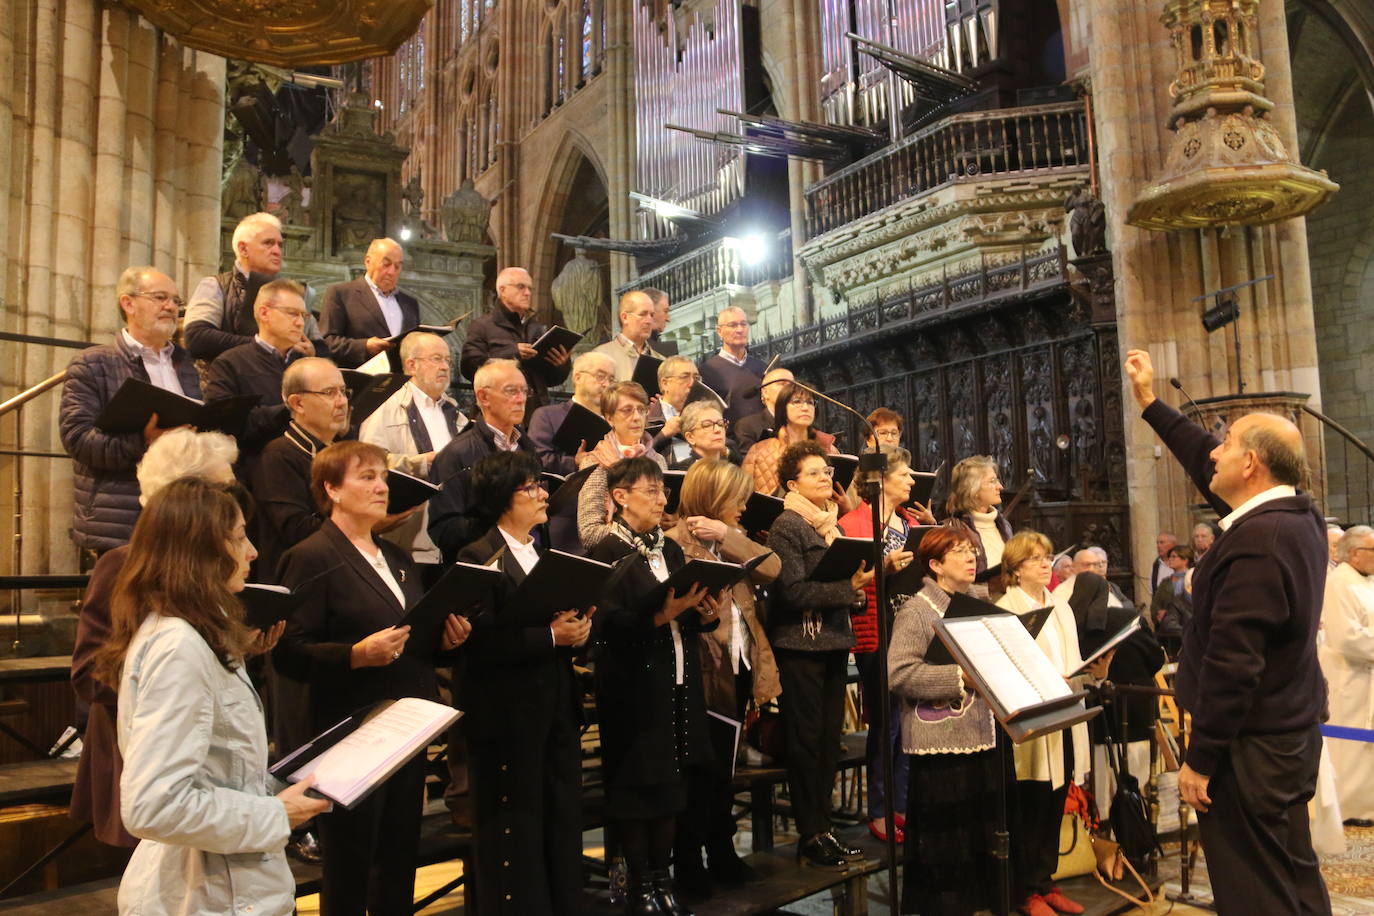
[783,491,839,544]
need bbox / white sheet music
[292,697,460,807]
[944,615,1073,716]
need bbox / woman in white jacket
[996,531,1108,916]
[95,477,329,915]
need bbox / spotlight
[399,226,413,241]
[725,234,769,267]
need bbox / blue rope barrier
[1321,724,1374,744]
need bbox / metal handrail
[1301,404,1374,465]
[0,372,66,420]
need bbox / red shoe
[1043,888,1085,914]
[867,819,905,844]
[1019,894,1056,916]
[893,813,906,828]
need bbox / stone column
[1090,2,1326,594]
[0,0,226,577]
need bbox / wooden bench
[0,758,79,807]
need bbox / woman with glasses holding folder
[274,441,471,915]
[457,450,593,915]
[888,525,1002,915]
[767,440,874,871]
[664,459,780,899]
[592,456,725,916]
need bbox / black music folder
[806,536,873,582]
[238,563,341,630]
[340,370,407,426]
[544,464,597,515]
[739,493,785,535]
[830,454,861,493]
[382,323,457,374]
[398,561,503,653]
[507,549,631,625]
[908,470,939,509]
[662,469,687,514]
[632,354,663,395]
[641,554,770,609]
[270,697,462,808]
[386,469,441,515]
[528,325,583,358]
[551,401,611,456]
[94,378,259,437]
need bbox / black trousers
[1012,728,1073,900]
[317,754,426,915]
[1197,725,1330,915]
[775,648,849,839]
[678,669,751,863]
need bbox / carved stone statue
[551,250,605,343]
[1065,184,1107,258]
[1029,405,1052,482]
[276,166,308,226]
[333,172,384,253]
[222,141,264,220]
[442,179,493,244]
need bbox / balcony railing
[615,231,794,306]
[805,101,1090,237]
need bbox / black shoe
[673,855,714,902]
[624,871,663,915]
[706,845,762,887]
[650,869,693,916]
[1344,818,1374,828]
[796,834,849,871]
[286,830,322,865]
[820,830,864,860]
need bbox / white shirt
[707,546,752,674]
[366,276,405,337]
[354,542,406,607]
[497,526,541,574]
[718,347,749,367]
[408,382,454,454]
[1219,484,1297,531]
[121,329,184,395]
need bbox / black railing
[1303,405,1374,525]
[805,101,1089,237]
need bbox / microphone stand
[788,381,900,910]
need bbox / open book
[271,697,461,809]
[933,612,1099,743]
[1072,614,1142,675]
[528,325,583,358]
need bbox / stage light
[725,234,769,267]
[399,226,413,241]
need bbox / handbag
[1052,811,1097,880]
[1092,836,1162,912]
[744,700,786,762]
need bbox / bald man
[318,237,421,368]
[461,266,570,410]
[1126,349,1329,915]
[732,366,794,454]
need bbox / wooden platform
[0,759,78,807]
[0,657,72,684]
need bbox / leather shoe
[1019,894,1056,916]
[624,871,661,915]
[821,830,864,860]
[796,834,849,871]
[867,819,905,844]
[286,830,322,865]
[650,869,692,916]
[1042,888,1085,914]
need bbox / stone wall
[0,1,225,576]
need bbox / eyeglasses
[516,481,546,498]
[130,291,185,309]
[301,386,352,401]
[577,369,614,383]
[718,320,749,330]
[790,398,815,408]
[800,467,835,479]
[874,429,902,441]
[667,372,700,382]
[614,404,648,417]
[689,419,727,432]
[1025,554,1053,565]
[267,304,309,321]
[946,545,977,558]
[485,385,534,398]
[413,354,450,366]
[629,486,667,498]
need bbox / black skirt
[901,747,1008,915]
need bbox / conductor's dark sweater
[1144,399,1327,776]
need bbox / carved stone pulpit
[310,92,410,257]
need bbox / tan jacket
[666,520,783,713]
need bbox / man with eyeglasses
[318,237,421,368]
[650,356,700,465]
[460,266,571,411]
[429,359,541,562]
[1051,546,1129,608]
[205,279,316,456]
[185,211,327,362]
[360,332,470,580]
[592,289,667,382]
[60,266,202,554]
[698,306,767,427]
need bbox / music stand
[932,616,1103,916]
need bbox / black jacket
[1144,399,1327,776]
[459,303,570,410]
[59,333,202,551]
[317,277,421,369]
[698,352,766,426]
[591,535,716,796]
[249,423,327,580]
[274,520,452,730]
[427,418,540,562]
[203,340,296,454]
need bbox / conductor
[1124,349,1329,915]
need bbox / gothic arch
[527,130,611,322]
